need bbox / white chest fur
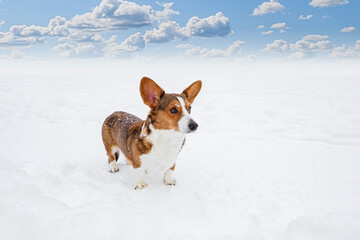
[140,125,185,173]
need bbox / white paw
[135,183,148,190]
[164,177,177,185]
[163,169,176,185]
[109,161,119,173]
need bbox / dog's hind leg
[102,120,120,173]
[107,146,120,173]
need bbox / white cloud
[262,35,333,55]
[144,21,187,43]
[48,16,69,37]
[289,51,307,60]
[261,30,273,35]
[302,34,329,41]
[298,14,314,20]
[309,0,349,8]
[0,31,44,47]
[257,25,265,29]
[328,39,360,58]
[52,42,97,58]
[0,20,5,28]
[294,35,332,52]
[144,12,232,43]
[1,0,177,48]
[155,2,180,21]
[355,39,360,50]
[183,12,232,37]
[177,41,244,58]
[235,54,257,63]
[67,1,155,32]
[0,1,234,59]
[270,22,286,29]
[252,0,285,16]
[340,26,356,33]
[270,22,290,33]
[328,45,359,58]
[262,39,291,52]
[103,32,145,57]
[0,48,38,61]
[9,25,49,38]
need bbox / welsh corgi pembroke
[102,77,202,189]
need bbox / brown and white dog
[101,77,202,189]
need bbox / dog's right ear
[140,77,165,109]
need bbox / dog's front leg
[163,164,176,185]
[134,167,147,189]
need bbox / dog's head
[140,77,202,134]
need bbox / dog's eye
[188,106,192,113]
[170,108,178,114]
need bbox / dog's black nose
[188,121,198,131]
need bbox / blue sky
[0,0,359,61]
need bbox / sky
[0,0,359,61]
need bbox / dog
[101,77,202,189]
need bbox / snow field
[0,60,360,239]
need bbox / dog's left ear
[182,80,202,104]
[140,77,165,109]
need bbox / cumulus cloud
[0,31,45,47]
[155,2,180,21]
[328,39,360,58]
[289,51,307,60]
[52,42,97,58]
[302,34,329,41]
[0,20,5,28]
[177,41,244,58]
[67,0,155,32]
[270,22,286,29]
[0,0,176,48]
[340,26,356,33]
[294,36,332,52]
[299,14,314,20]
[257,25,265,29]
[144,21,186,43]
[103,32,145,57]
[262,35,333,56]
[9,25,49,37]
[262,39,291,52]
[236,54,257,63]
[184,12,232,37]
[269,22,290,33]
[144,12,232,43]
[261,30,273,35]
[0,48,38,61]
[0,0,234,59]
[356,39,360,50]
[252,0,285,16]
[309,0,349,8]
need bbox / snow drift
[0,59,359,240]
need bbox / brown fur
[102,111,152,168]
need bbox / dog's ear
[182,80,202,104]
[140,77,165,108]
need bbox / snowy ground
[1,60,360,240]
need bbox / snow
[1,60,360,240]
